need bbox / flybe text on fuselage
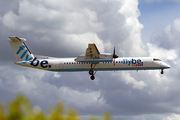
[30,58,51,68]
[123,59,143,66]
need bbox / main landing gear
[161,69,164,74]
[89,64,97,80]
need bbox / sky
[0,0,180,120]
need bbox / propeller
[113,47,118,66]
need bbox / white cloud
[2,11,18,30]
[104,40,113,53]
[2,10,33,31]
[2,0,180,119]
[57,86,106,109]
[62,32,105,53]
[1,0,148,57]
[113,72,148,90]
[62,8,105,34]
[119,0,141,18]
[163,114,180,120]
[149,19,180,55]
[53,72,61,78]
[118,0,148,57]
[163,19,180,49]
[0,65,106,111]
[147,43,177,62]
[3,0,105,34]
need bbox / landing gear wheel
[89,70,94,75]
[90,75,95,80]
[161,69,164,74]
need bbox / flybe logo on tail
[16,45,33,62]
[123,59,143,66]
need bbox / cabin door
[59,61,64,69]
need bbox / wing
[85,44,100,58]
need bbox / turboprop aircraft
[8,37,170,80]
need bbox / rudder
[8,37,34,62]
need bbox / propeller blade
[113,47,118,59]
[113,47,118,66]
[113,58,115,66]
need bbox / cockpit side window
[153,58,161,61]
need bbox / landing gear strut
[89,64,97,80]
[161,69,164,74]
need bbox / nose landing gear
[161,69,164,74]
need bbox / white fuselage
[8,36,171,80]
[15,57,170,72]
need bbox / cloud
[0,64,110,114]
[2,0,105,34]
[1,0,180,120]
[53,72,61,78]
[147,43,177,62]
[0,0,19,15]
[113,72,147,90]
[149,19,180,57]
[117,0,148,57]
[163,114,180,120]
[1,0,148,58]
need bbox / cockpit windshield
[153,58,161,61]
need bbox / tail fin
[8,37,34,61]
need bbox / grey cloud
[0,0,19,15]
[1,0,148,59]
[150,19,180,54]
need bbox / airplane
[8,37,170,80]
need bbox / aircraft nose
[162,62,171,69]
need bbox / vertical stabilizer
[8,37,34,61]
